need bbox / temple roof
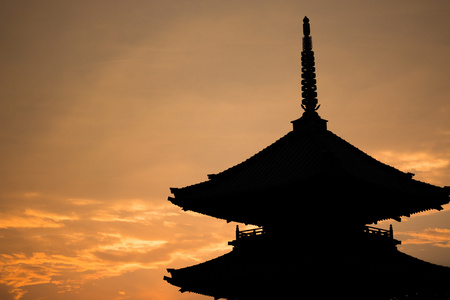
[169,125,449,225]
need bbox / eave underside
[170,173,449,226]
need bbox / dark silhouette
[164,17,450,299]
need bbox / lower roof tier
[164,236,450,299]
[169,128,449,225]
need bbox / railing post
[389,224,393,239]
[236,225,240,240]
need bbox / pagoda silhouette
[164,17,450,299]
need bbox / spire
[301,16,319,114]
[292,16,327,131]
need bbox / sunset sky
[1,1,450,299]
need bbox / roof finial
[303,16,310,36]
[301,16,319,114]
[292,17,327,131]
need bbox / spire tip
[303,16,310,36]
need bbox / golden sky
[1,1,450,299]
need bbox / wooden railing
[235,226,265,240]
[363,225,394,239]
[230,224,397,244]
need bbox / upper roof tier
[167,17,449,226]
[169,126,449,226]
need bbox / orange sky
[1,1,450,299]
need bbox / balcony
[228,224,401,247]
[228,226,265,246]
[362,225,401,245]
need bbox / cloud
[0,193,235,299]
[0,215,63,229]
[399,228,450,247]
[375,151,449,172]
[372,150,450,186]
[0,196,79,229]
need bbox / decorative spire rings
[292,17,327,131]
[301,16,320,114]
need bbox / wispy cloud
[398,228,450,247]
[0,193,234,299]
[0,207,79,229]
[372,150,450,186]
[375,151,449,172]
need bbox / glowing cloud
[0,192,235,299]
[399,228,450,247]
[0,209,78,229]
[375,151,449,172]
[372,150,449,185]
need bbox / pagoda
[164,17,450,299]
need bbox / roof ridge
[207,131,295,180]
[324,131,409,177]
